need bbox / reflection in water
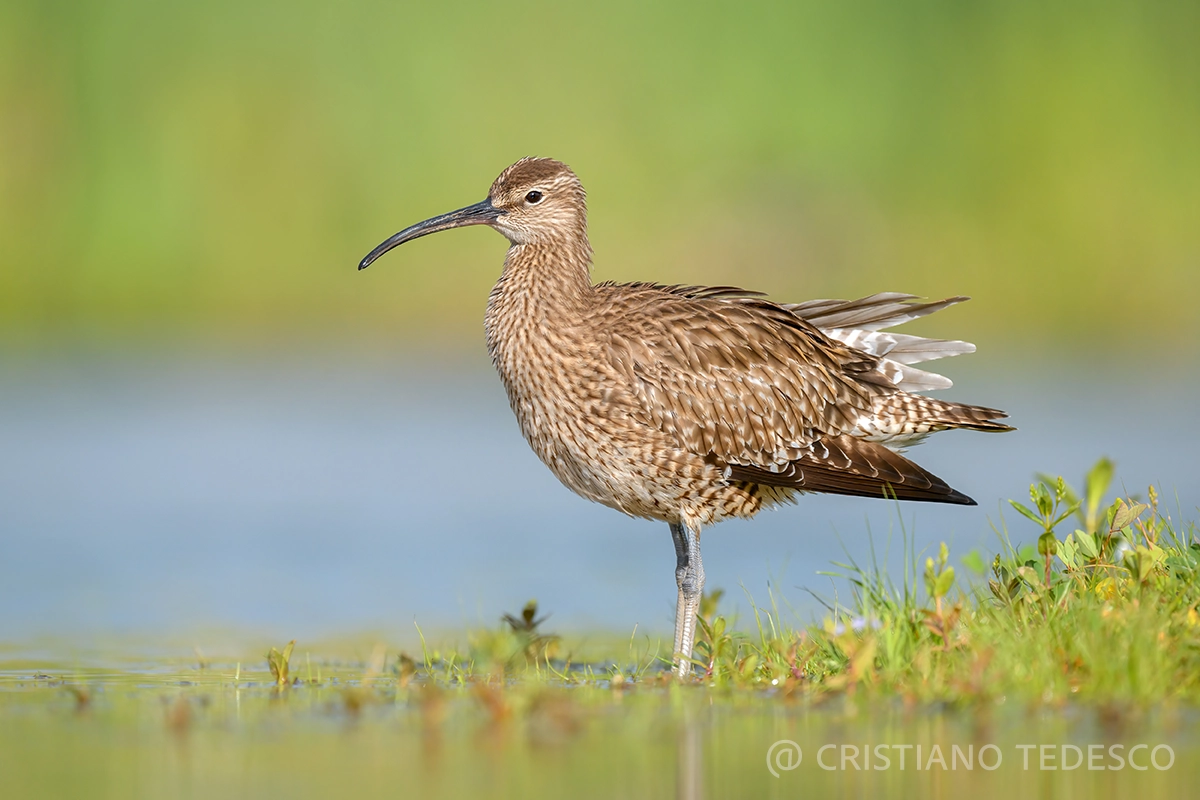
[678,719,703,800]
[1,352,1197,642]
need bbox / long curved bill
[358,198,499,270]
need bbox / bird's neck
[485,233,595,382]
[493,233,595,315]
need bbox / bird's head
[358,157,587,270]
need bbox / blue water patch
[2,352,1197,643]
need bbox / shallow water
[2,351,1198,645]
[3,660,1196,800]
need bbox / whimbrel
[359,158,1012,677]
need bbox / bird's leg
[670,520,705,678]
[671,522,689,664]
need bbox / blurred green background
[2,0,1197,354]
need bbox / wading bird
[359,158,1012,677]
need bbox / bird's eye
[525,190,544,204]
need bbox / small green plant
[924,541,955,612]
[996,459,1188,611]
[266,640,295,688]
[694,591,752,682]
[502,599,561,663]
[468,600,562,674]
[1009,476,1079,587]
[922,542,959,649]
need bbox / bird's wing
[594,284,986,505]
[597,283,881,466]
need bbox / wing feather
[594,283,1002,505]
[598,284,878,464]
[727,435,976,505]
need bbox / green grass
[3,461,1198,798]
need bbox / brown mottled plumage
[359,157,1012,677]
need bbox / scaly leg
[670,520,705,677]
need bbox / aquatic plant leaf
[1085,458,1114,528]
[1009,500,1042,526]
[933,567,955,599]
[1112,501,1147,532]
[961,550,987,575]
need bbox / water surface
[3,352,1197,645]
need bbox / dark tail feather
[939,401,1014,433]
[726,435,976,506]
